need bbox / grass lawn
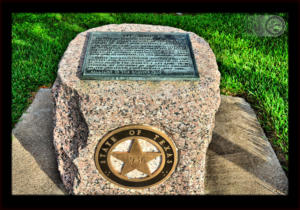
[11,13,288,171]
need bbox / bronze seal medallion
[94,125,178,188]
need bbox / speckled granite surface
[52,24,220,195]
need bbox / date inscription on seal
[81,32,199,80]
[94,125,178,188]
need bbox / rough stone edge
[51,76,90,194]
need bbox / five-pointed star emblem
[111,139,161,176]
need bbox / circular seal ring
[265,15,285,36]
[94,125,178,189]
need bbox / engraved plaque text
[81,32,199,80]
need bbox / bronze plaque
[94,125,178,188]
[81,32,199,80]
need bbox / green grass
[11,13,288,170]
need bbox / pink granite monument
[52,24,220,195]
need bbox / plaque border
[80,32,199,81]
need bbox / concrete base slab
[12,135,66,195]
[205,95,288,195]
[12,89,67,195]
[11,89,288,195]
